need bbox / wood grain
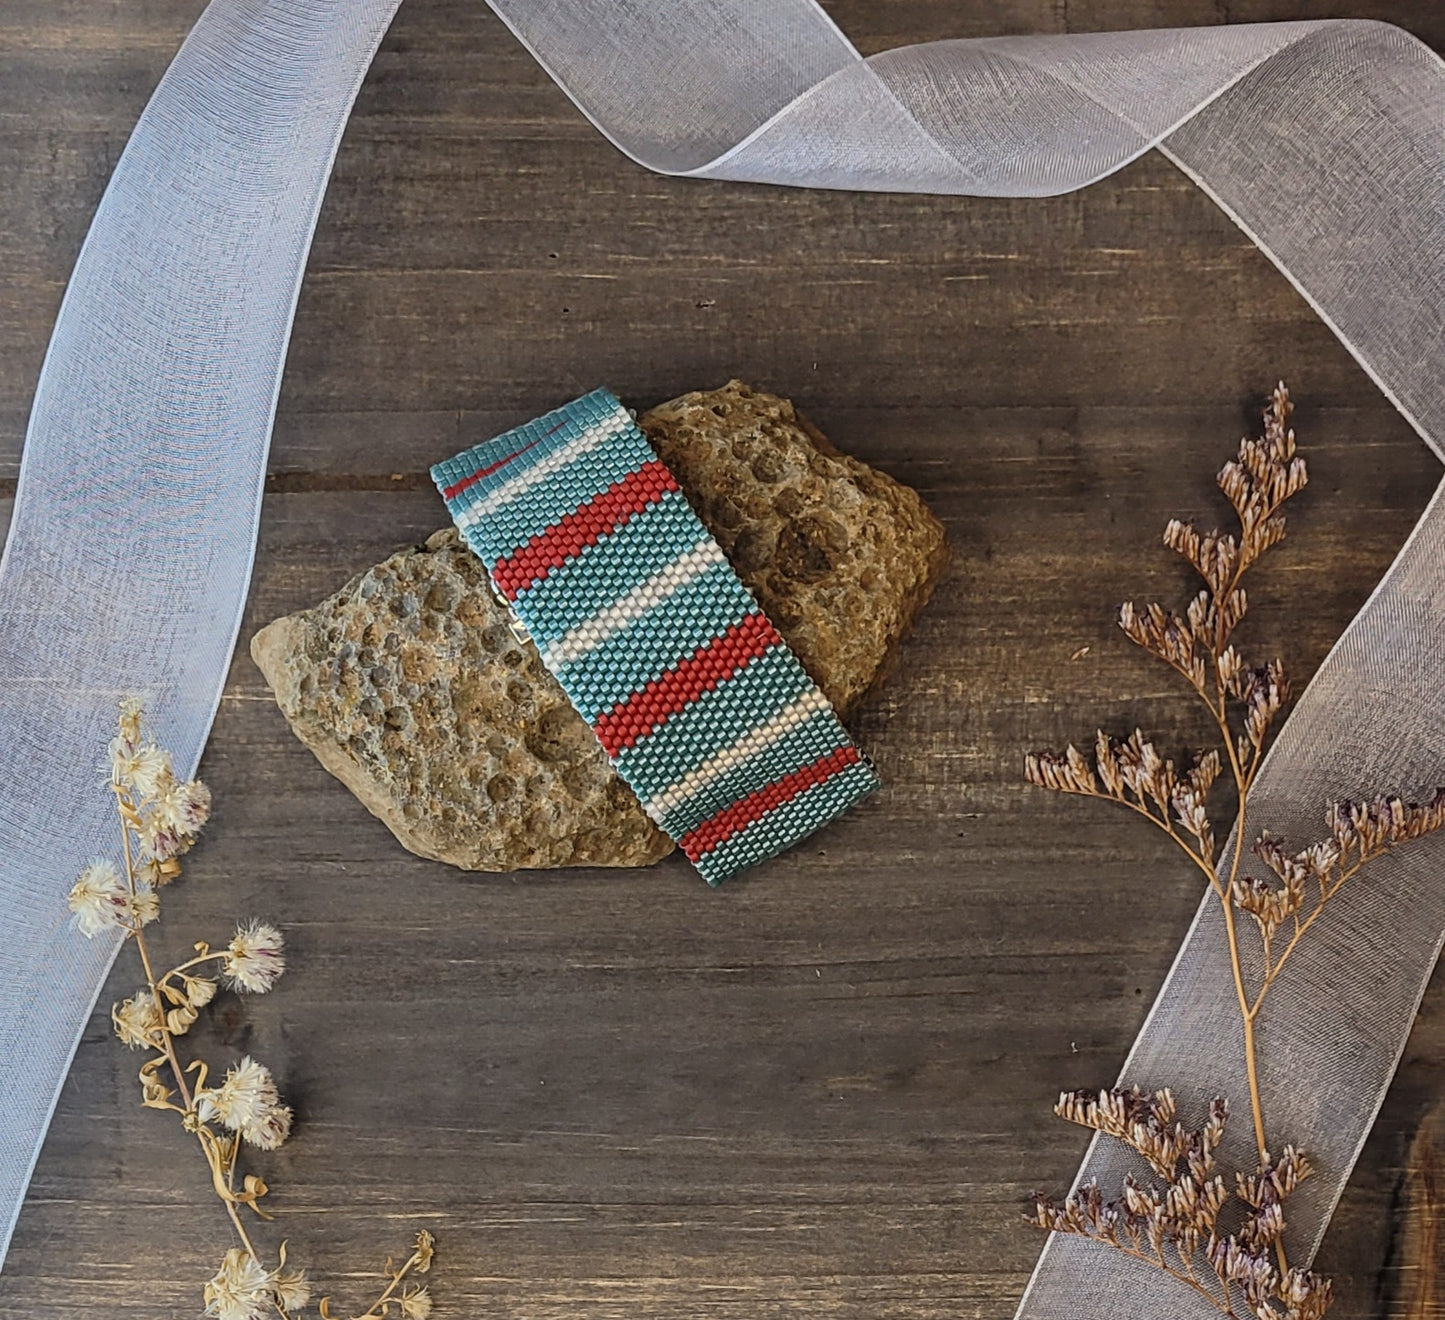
[0,2,1441,1316]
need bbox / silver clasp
[484,571,534,649]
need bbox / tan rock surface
[639,380,950,718]
[250,381,949,872]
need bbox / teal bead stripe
[431,388,879,885]
[505,491,705,647]
[432,389,634,539]
[554,562,754,719]
[466,438,651,558]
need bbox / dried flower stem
[114,789,193,1111]
[319,1234,436,1320]
[112,768,278,1285]
[1027,385,1445,1320]
[69,699,437,1320]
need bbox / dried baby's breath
[196,1056,293,1151]
[67,859,134,936]
[205,1247,273,1320]
[70,697,438,1317]
[223,921,286,994]
[1026,385,1445,1318]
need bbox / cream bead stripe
[539,538,726,669]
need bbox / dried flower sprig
[1036,1089,1330,1319]
[1025,385,1445,1317]
[68,697,436,1319]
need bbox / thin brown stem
[117,802,196,1113]
[1202,668,1272,1165]
[115,781,278,1280]
[1251,862,1365,1017]
[160,951,225,980]
[1049,783,1222,895]
[349,1244,429,1320]
[1096,1240,1237,1318]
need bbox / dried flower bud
[271,1266,311,1312]
[1230,875,1300,944]
[1025,748,1095,796]
[186,976,218,1009]
[1238,1200,1286,1252]
[67,860,139,937]
[117,695,144,745]
[137,813,193,864]
[1208,1234,1277,1295]
[155,776,212,837]
[400,1286,433,1319]
[245,1103,294,1151]
[112,990,164,1049]
[1237,1146,1313,1209]
[1119,600,1209,690]
[223,922,286,994]
[196,1056,293,1150]
[204,1248,272,1320]
[1278,1267,1334,1320]
[131,886,160,928]
[109,739,173,803]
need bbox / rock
[250,532,671,871]
[639,380,950,718]
[250,381,949,872]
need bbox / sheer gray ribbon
[0,3,1440,1315]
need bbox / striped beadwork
[431,388,880,885]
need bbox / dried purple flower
[1025,386,1445,1319]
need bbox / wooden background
[1,1,1442,1315]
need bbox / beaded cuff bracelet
[430,388,879,885]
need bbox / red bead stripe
[441,436,545,500]
[593,611,781,756]
[491,459,678,600]
[680,745,862,861]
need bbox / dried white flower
[137,813,191,864]
[223,922,286,994]
[196,1056,275,1128]
[110,738,173,802]
[400,1285,433,1319]
[204,1248,271,1320]
[117,695,144,743]
[112,990,164,1049]
[185,976,218,1009]
[67,860,131,937]
[133,854,170,888]
[270,1264,311,1312]
[155,776,212,837]
[245,1102,294,1151]
[130,885,160,929]
[197,1056,292,1149]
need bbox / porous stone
[639,380,950,718]
[250,381,949,872]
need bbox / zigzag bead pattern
[431,388,880,885]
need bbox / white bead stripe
[539,538,726,669]
[641,689,835,824]
[453,414,624,527]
